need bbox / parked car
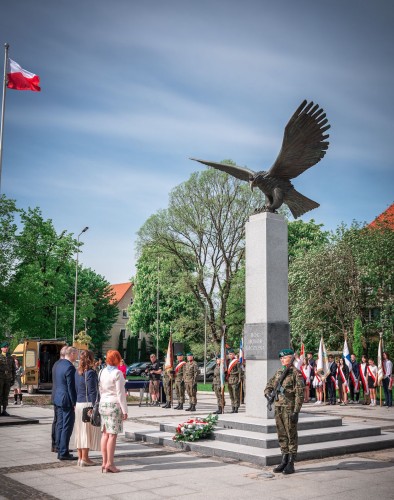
[126,362,145,376]
[197,359,217,382]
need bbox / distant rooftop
[369,203,394,229]
[110,282,133,303]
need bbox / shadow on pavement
[297,459,394,473]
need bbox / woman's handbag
[82,405,93,423]
[90,400,101,427]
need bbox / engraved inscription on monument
[244,323,265,360]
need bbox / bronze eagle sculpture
[191,100,330,218]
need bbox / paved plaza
[0,393,393,499]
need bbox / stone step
[126,428,394,466]
[217,413,343,433]
[159,421,381,448]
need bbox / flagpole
[0,43,9,194]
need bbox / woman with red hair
[99,350,128,473]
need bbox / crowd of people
[299,351,393,407]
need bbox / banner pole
[0,43,9,194]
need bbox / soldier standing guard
[0,341,16,416]
[162,361,173,409]
[264,348,304,475]
[174,353,186,410]
[184,353,199,412]
[212,355,225,414]
[227,349,241,413]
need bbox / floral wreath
[173,414,218,442]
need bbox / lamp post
[72,226,89,345]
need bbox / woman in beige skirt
[74,350,101,466]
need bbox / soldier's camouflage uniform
[264,366,304,455]
[184,360,199,405]
[212,363,225,407]
[163,369,173,403]
[174,362,186,404]
[0,353,16,413]
[227,358,241,408]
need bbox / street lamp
[72,226,89,345]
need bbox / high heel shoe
[105,465,120,473]
[80,460,96,467]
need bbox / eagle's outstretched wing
[268,100,330,180]
[190,158,255,182]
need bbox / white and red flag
[377,335,385,385]
[7,58,41,92]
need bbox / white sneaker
[20,402,23,406]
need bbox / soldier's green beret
[216,354,221,359]
[0,341,9,348]
[176,352,183,357]
[228,348,234,353]
[278,348,294,358]
[186,352,193,356]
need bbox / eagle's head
[249,171,267,191]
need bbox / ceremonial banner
[220,334,226,392]
[316,336,330,380]
[343,338,359,392]
[164,333,174,372]
[239,338,244,364]
[377,335,385,384]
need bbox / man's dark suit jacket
[53,359,77,408]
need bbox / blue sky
[1,0,393,284]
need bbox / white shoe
[13,401,18,405]
[20,402,23,406]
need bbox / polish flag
[7,58,41,92]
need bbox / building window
[130,297,134,305]
[122,309,128,319]
[121,329,126,339]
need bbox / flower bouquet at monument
[173,414,218,442]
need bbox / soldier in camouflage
[264,348,304,475]
[227,349,241,413]
[184,353,199,412]
[0,341,16,416]
[212,355,225,414]
[174,353,186,410]
[162,365,173,409]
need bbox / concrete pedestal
[244,212,289,419]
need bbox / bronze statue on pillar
[191,100,330,218]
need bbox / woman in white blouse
[99,350,128,473]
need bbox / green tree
[2,205,117,348]
[128,247,201,354]
[0,196,18,338]
[137,167,265,343]
[289,221,394,355]
[353,317,363,359]
[288,219,329,262]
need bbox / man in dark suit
[326,355,337,405]
[53,346,78,461]
[51,345,67,452]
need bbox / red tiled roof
[369,203,394,229]
[110,282,133,303]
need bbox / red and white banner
[359,363,369,395]
[7,58,41,92]
[227,358,239,375]
[300,364,310,385]
[175,361,186,373]
[337,367,350,393]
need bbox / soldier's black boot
[273,453,289,473]
[185,405,192,411]
[174,403,180,410]
[213,407,222,414]
[234,407,238,413]
[176,404,183,410]
[230,407,236,413]
[282,454,295,475]
[190,404,196,412]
